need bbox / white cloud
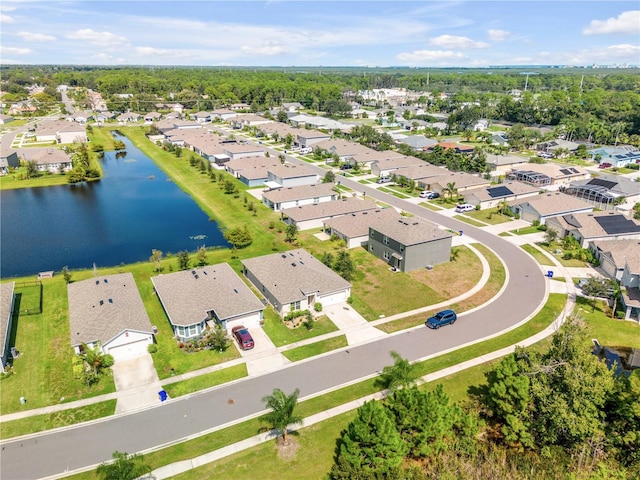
[396,49,465,65]
[583,10,640,35]
[67,29,127,47]
[487,29,511,41]
[1,45,32,55]
[17,31,56,42]
[429,35,488,49]
[240,44,287,56]
[90,53,126,64]
[0,13,15,23]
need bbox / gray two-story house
[368,216,452,272]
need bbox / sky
[1,1,639,67]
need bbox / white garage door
[107,339,149,362]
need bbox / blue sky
[1,1,639,67]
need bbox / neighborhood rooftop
[282,197,379,222]
[372,215,452,246]
[323,208,399,238]
[262,183,337,203]
[241,248,352,304]
[151,263,265,326]
[67,273,153,347]
[509,191,593,216]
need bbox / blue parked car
[425,309,457,329]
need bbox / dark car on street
[231,325,254,350]
[425,309,457,329]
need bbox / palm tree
[609,280,622,319]
[379,351,419,390]
[442,182,458,201]
[262,388,302,442]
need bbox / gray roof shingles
[242,249,351,304]
[151,263,265,326]
[67,273,153,348]
[0,282,15,360]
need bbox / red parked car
[599,162,612,169]
[231,325,254,350]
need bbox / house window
[290,300,301,310]
[400,246,404,252]
[383,251,390,260]
[369,244,374,252]
[313,197,319,204]
[383,235,389,245]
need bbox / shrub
[347,296,353,304]
[147,344,158,354]
[314,302,323,312]
[285,309,310,321]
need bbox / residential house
[423,172,491,195]
[296,130,331,148]
[229,103,251,111]
[72,111,94,124]
[281,197,379,230]
[17,148,73,173]
[152,263,265,339]
[281,102,303,112]
[545,211,640,248]
[230,114,272,129]
[312,139,377,162]
[266,163,319,189]
[370,155,423,177]
[242,249,352,316]
[0,282,15,373]
[489,133,510,147]
[34,120,87,144]
[116,112,142,123]
[588,146,640,168]
[225,156,279,187]
[262,183,338,212]
[323,208,398,248]
[562,174,640,210]
[462,181,541,209]
[426,142,475,154]
[507,163,590,189]
[395,135,438,151]
[210,108,236,121]
[190,111,212,123]
[223,142,266,161]
[0,145,19,175]
[143,112,162,123]
[392,163,447,189]
[485,153,529,173]
[368,215,453,272]
[473,119,489,131]
[509,192,594,225]
[67,273,155,361]
[0,114,15,125]
[156,118,202,134]
[589,239,639,281]
[256,122,304,142]
[536,138,580,154]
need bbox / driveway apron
[111,353,162,414]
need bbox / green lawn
[0,278,116,416]
[0,400,116,440]
[574,296,640,349]
[452,214,486,227]
[511,225,542,235]
[535,243,591,267]
[465,209,514,225]
[0,170,74,190]
[520,244,554,266]
[162,364,248,398]
[281,335,348,362]
[377,244,503,332]
[262,310,339,348]
[348,246,482,321]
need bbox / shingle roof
[428,171,490,189]
[17,148,71,165]
[313,139,376,157]
[510,192,593,216]
[283,197,378,222]
[370,216,452,246]
[553,211,640,239]
[591,239,640,273]
[262,183,337,203]
[151,263,265,326]
[0,282,15,361]
[267,163,316,179]
[324,208,398,238]
[393,163,446,180]
[242,249,351,304]
[465,181,541,202]
[512,163,589,179]
[67,273,153,348]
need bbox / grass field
[162,364,248,398]
[263,310,339,348]
[520,244,554,266]
[281,335,348,362]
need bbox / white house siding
[293,218,326,231]
[221,311,263,332]
[319,289,351,306]
[103,330,153,361]
[58,131,88,144]
[273,176,318,188]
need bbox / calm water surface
[1,135,228,279]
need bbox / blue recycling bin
[547,270,554,278]
[158,390,168,402]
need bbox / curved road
[0,144,547,480]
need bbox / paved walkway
[145,251,578,480]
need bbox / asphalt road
[0,139,547,480]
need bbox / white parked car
[455,204,475,213]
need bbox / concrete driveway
[234,326,291,376]
[111,353,162,414]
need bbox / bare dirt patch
[276,435,300,461]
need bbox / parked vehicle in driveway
[420,191,439,199]
[598,162,612,169]
[455,203,475,213]
[377,176,392,184]
[231,325,254,350]
[425,309,457,329]
[339,163,353,170]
